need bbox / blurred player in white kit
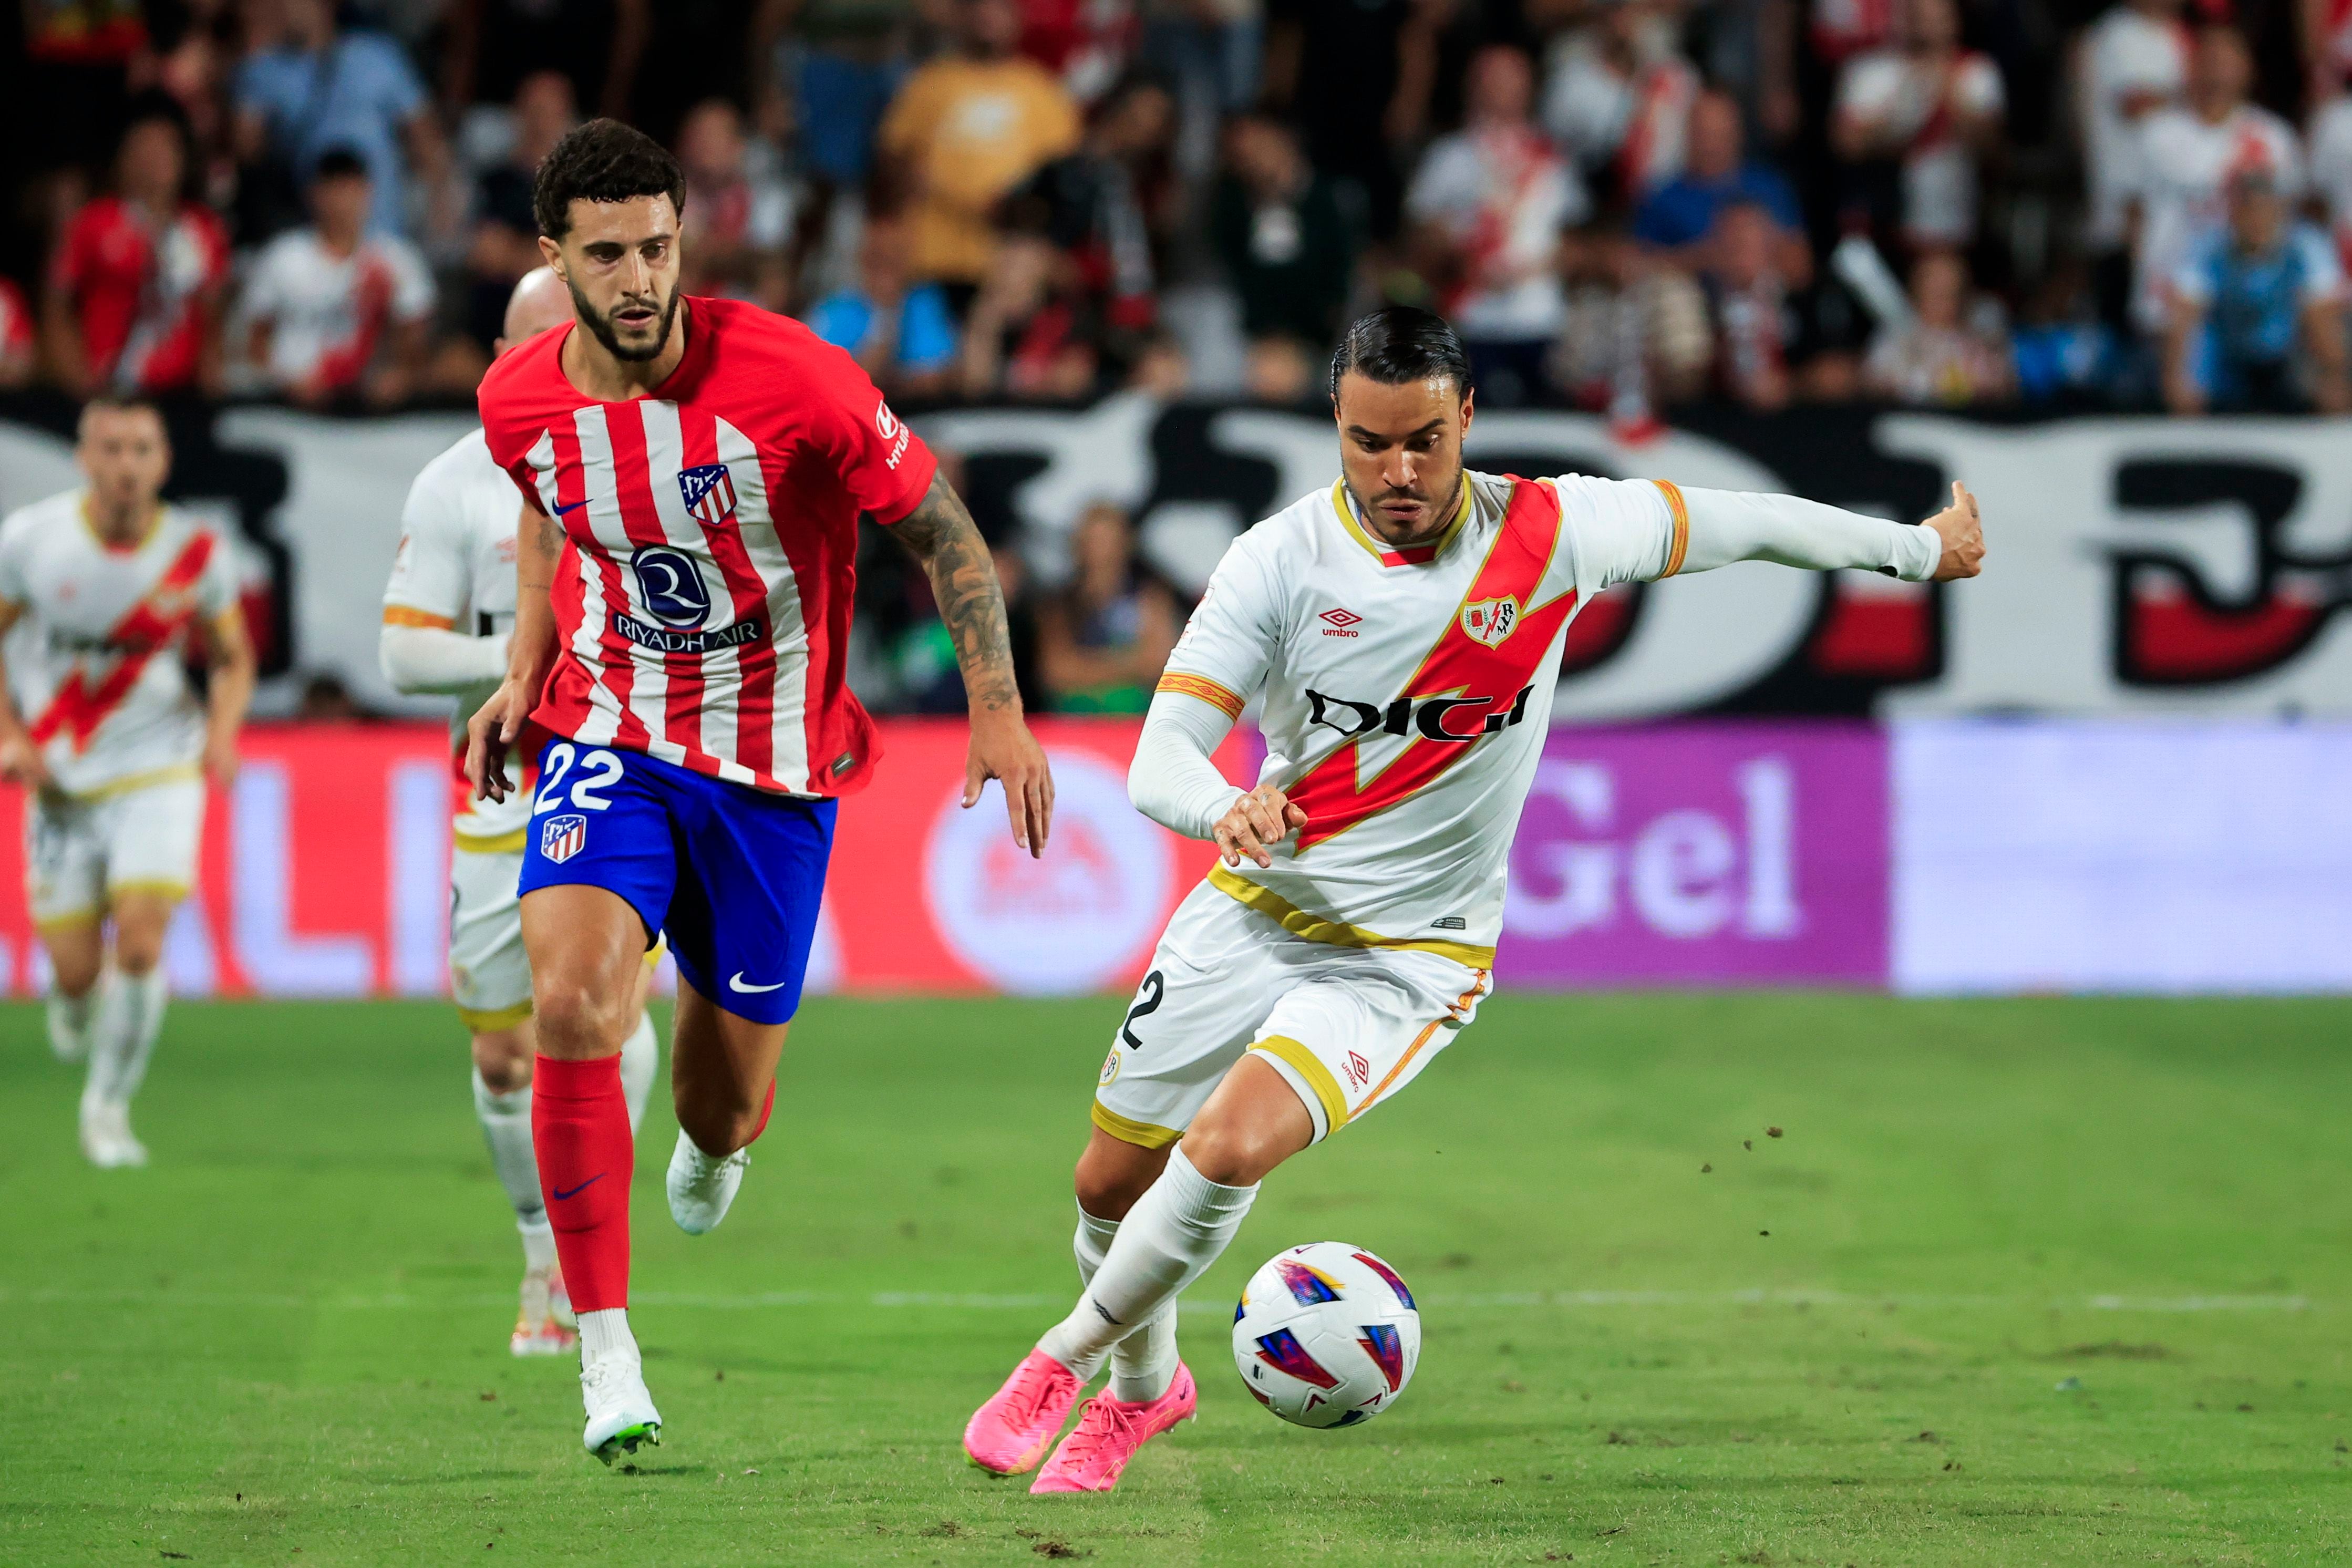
[0,397,255,1167]
[379,269,658,1356]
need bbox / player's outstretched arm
[888,470,1055,858]
[467,503,562,802]
[1665,480,1985,583]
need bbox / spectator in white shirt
[2076,0,2190,324]
[241,148,437,408]
[2305,61,2352,267]
[2125,25,2301,336]
[1540,0,1700,204]
[1832,0,2006,251]
[1408,44,1590,405]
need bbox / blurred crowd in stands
[8,0,2352,712]
[10,0,2352,421]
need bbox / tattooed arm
[887,470,1055,856]
[466,503,563,802]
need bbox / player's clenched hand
[466,676,536,802]
[964,708,1054,858]
[202,733,239,793]
[1214,785,1308,869]
[1925,480,1985,581]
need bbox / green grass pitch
[4,992,2349,1565]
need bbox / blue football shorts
[516,737,835,1025]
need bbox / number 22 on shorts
[534,742,626,814]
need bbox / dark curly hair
[532,118,686,241]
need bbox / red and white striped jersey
[477,297,937,797]
[0,489,240,796]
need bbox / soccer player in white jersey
[380,268,659,1356]
[964,306,1987,1492]
[0,397,255,1167]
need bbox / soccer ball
[1230,1242,1421,1428]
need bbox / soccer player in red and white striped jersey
[466,119,1051,1463]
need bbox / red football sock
[748,1080,777,1143]
[532,1053,633,1313]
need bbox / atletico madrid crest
[678,463,738,528]
[1460,595,1520,648]
[540,813,587,864]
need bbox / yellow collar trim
[1330,475,1474,566]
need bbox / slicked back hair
[533,118,686,241]
[1328,306,1473,405]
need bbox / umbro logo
[1319,607,1363,638]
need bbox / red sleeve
[197,210,230,291]
[477,357,551,514]
[0,280,29,353]
[801,338,937,524]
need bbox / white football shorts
[449,843,532,1030]
[1092,881,1493,1148]
[25,772,205,929]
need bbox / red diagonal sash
[1289,477,1575,851]
[29,531,215,754]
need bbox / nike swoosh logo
[729,972,786,994]
[552,499,587,516]
[551,1173,605,1201]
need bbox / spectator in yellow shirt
[880,0,1081,311]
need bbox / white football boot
[47,996,91,1063]
[78,1099,147,1169]
[511,1267,578,1357]
[665,1129,748,1235]
[580,1346,662,1463]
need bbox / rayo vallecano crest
[1460,595,1520,648]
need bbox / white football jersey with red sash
[1156,468,1695,965]
[0,489,239,797]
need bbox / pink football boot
[963,1349,1084,1475]
[1030,1361,1198,1494]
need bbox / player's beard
[570,277,682,364]
[1345,457,1464,549]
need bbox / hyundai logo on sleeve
[630,544,714,628]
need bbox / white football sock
[617,1012,658,1132]
[87,967,167,1107]
[519,1217,559,1275]
[472,1069,546,1228]
[48,988,96,1058]
[578,1307,636,1363]
[1073,1203,1180,1405]
[1037,1148,1255,1382]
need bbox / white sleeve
[0,513,29,607]
[242,239,291,322]
[1156,532,1282,715]
[1127,688,1248,841]
[383,462,473,623]
[195,527,240,618]
[1555,474,1943,592]
[380,622,512,694]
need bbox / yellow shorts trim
[1251,1034,1352,1133]
[1090,1100,1183,1150]
[383,605,458,630]
[59,765,201,803]
[105,879,191,905]
[1205,865,1499,967]
[457,999,535,1031]
[33,909,101,936]
[453,827,528,854]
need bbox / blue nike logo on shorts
[552,1173,605,1201]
